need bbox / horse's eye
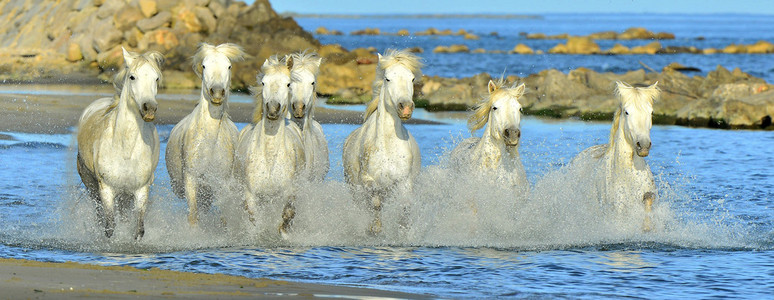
[228,65,232,70]
[261,82,265,86]
[156,77,159,82]
[202,65,205,69]
[519,107,523,113]
[385,78,390,82]
[412,78,415,82]
[492,107,498,111]
[625,111,629,115]
[311,82,315,86]
[287,83,291,87]
[129,75,136,80]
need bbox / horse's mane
[364,49,423,120]
[468,80,526,133]
[110,50,164,110]
[609,81,660,144]
[251,55,291,122]
[192,43,246,78]
[289,50,322,79]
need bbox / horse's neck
[371,87,403,140]
[113,93,142,132]
[608,118,635,168]
[476,126,519,166]
[261,116,285,137]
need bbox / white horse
[288,51,329,181]
[234,55,305,236]
[450,80,528,189]
[166,43,245,225]
[564,81,659,230]
[76,48,163,239]
[342,49,423,234]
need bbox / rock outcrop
[0,0,318,88]
[417,66,773,129]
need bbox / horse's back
[76,97,114,173]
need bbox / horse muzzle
[503,128,521,147]
[209,86,225,106]
[141,102,157,122]
[292,102,305,119]
[265,101,282,120]
[636,140,651,157]
[397,101,414,120]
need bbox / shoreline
[0,90,439,134]
[0,258,430,299]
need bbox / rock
[113,6,144,31]
[124,27,143,48]
[172,5,202,33]
[746,40,774,54]
[463,33,479,40]
[606,43,630,55]
[96,45,124,69]
[415,28,439,36]
[548,43,568,54]
[397,29,410,36]
[588,31,617,39]
[455,29,468,36]
[655,32,676,39]
[664,62,701,72]
[92,20,123,52]
[722,44,746,54]
[657,46,701,54]
[618,27,655,40]
[138,0,158,18]
[66,42,83,62]
[433,44,469,53]
[351,28,380,35]
[96,0,124,19]
[136,11,171,32]
[139,28,179,51]
[194,6,216,33]
[566,36,600,54]
[207,0,226,18]
[472,48,486,54]
[630,41,662,54]
[510,43,534,54]
[407,47,423,53]
[315,27,330,34]
[720,89,774,128]
[526,33,546,39]
[703,48,719,54]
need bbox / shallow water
[1,99,772,297]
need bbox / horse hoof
[368,220,382,236]
[278,225,291,239]
[104,228,114,238]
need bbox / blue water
[1,13,774,298]
[297,14,774,82]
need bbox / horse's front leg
[97,183,116,238]
[244,190,258,224]
[184,173,199,225]
[642,191,656,232]
[279,195,296,238]
[369,193,382,235]
[133,185,150,240]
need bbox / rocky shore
[0,1,772,130]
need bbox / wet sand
[0,91,438,134]
[0,258,429,299]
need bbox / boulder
[463,33,479,40]
[397,29,410,36]
[138,0,158,18]
[351,28,380,35]
[746,40,774,54]
[630,42,662,54]
[588,31,617,40]
[606,43,630,55]
[194,6,216,33]
[172,5,202,33]
[722,44,746,54]
[548,43,568,54]
[92,19,123,52]
[565,36,601,54]
[113,6,144,31]
[510,43,533,54]
[136,11,171,32]
[96,45,124,69]
[618,27,655,40]
[472,48,486,54]
[66,42,83,62]
[96,0,124,19]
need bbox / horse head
[120,47,163,122]
[289,51,322,119]
[469,80,526,147]
[193,43,245,106]
[365,49,422,121]
[615,81,659,157]
[258,55,291,121]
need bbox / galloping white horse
[166,43,245,225]
[450,80,528,188]
[76,48,163,239]
[342,49,423,234]
[288,51,329,181]
[234,55,305,236]
[565,81,659,230]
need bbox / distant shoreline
[280,13,543,19]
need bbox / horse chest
[186,129,235,174]
[96,129,157,188]
[362,136,415,184]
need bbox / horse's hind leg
[133,185,150,240]
[97,184,116,238]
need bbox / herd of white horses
[75,44,660,240]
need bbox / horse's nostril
[504,130,510,138]
[636,141,641,148]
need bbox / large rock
[138,0,158,18]
[136,11,171,32]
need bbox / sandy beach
[0,258,429,299]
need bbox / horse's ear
[514,83,526,95]
[314,57,323,68]
[285,54,294,69]
[615,81,632,90]
[146,51,165,68]
[487,80,498,94]
[377,53,383,61]
[648,81,659,89]
[122,47,136,67]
